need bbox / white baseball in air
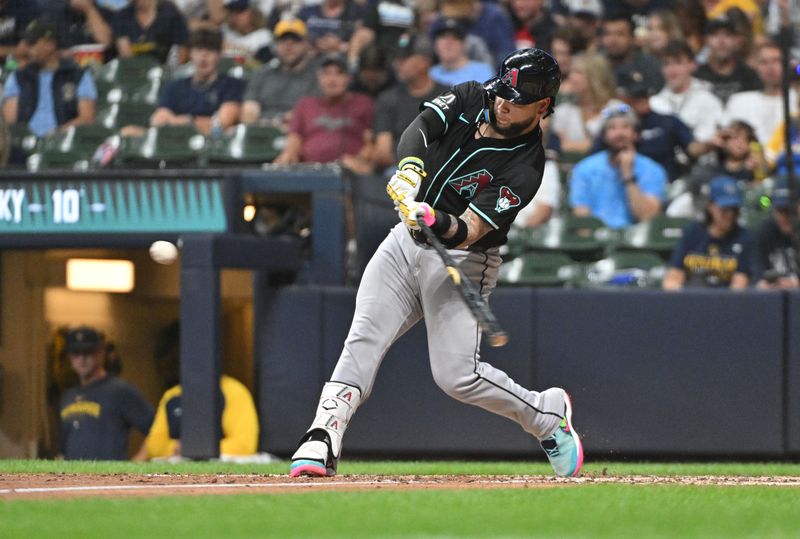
[149,241,179,265]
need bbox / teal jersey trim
[423,102,448,133]
[422,148,461,202]
[458,113,469,124]
[468,202,499,230]
[431,143,528,207]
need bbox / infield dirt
[2,473,800,500]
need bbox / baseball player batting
[290,48,583,478]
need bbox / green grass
[2,461,800,538]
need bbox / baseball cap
[224,0,250,11]
[616,67,654,98]
[23,19,58,44]
[601,102,639,130]
[433,18,467,41]
[706,15,737,34]
[319,52,348,70]
[566,0,603,19]
[709,176,743,208]
[396,33,435,60]
[274,18,308,40]
[65,326,105,355]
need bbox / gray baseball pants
[330,223,564,440]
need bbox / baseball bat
[416,220,508,347]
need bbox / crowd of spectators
[0,0,798,288]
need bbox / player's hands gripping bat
[416,213,509,348]
[397,198,433,230]
[386,157,426,204]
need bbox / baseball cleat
[289,429,338,478]
[540,392,584,477]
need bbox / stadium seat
[206,125,285,165]
[519,215,610,260]
[95,56,164,86]
[576,250,666,289]
[25,125,114,171]
[97,103,156,129]
[615,215,693,257]
[499,251,582,287]
[97,78,162,106]
[113,126,206,168]
[7,123,39,164]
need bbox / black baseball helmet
[483,48,561,114]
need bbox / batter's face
[491,96,549,137]
[68,348,105,384]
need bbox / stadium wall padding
[788,291,800,454]
[256,287,793,458]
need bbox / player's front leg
[289,382,361,477]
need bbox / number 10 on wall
[52,189,81,224]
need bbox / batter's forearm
[396,108,445,164]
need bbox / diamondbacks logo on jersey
[501,68,520,88]
[448,169,493,199]
[495,186,521,212]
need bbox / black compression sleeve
[396,108,447,164]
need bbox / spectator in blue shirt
[150,28,244,135]
[429,0,515,67]
[569,103,667,228]
[429,19,494,87]
[1,20,97,137]
[663,176,755,289]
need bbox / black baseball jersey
[60,376,154,460]
[417,81,546,250]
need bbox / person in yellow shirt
[705,0,763,35]
[143,375,259,459]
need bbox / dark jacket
[14,58,87,127]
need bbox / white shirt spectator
[649,78,724,143]
[551,98,624,150]
[513,160,562,227]
[723,89,798,146]
[223,25,272,61]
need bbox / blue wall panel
[533,290,785,456]
[788,291,800,454]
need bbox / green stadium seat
[113,126,206,168]
[499,251,582,287]
[616,215,692,257]
[519,215,610,260]
[206,125,285,165]
[97,103,156,129]
[8,123,39,156]
[95,56,164,85]
[97,78,162,106]
[25,125,114,171]
[576,250,666,289]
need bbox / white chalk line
[2,476,800,496]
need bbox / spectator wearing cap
[297,0,367,55]
[429,19,494,87]
[569,104,667,228]
[41,0,114,53]
[600,13,664,97]
[114,0,190,64]
[59,326,154,460]
[508,0,558,52]
[551,52,624,155]
[650,40,724,146]
[2,20,97,137]
[150,28,244,134]
[350,47,392,98]
[565,0,603,51]
[274,53,374,167]
[241,18,318,129]
[663,175,756,289]
[754,178,800,289]
[428,0,515,67]
[694,15,761,104]
[722,41,798,148]
[610,65,705,181]
[348,0,415,69]
[371,33,447,171]
[221,0,272,64]
[0,0,40,63]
